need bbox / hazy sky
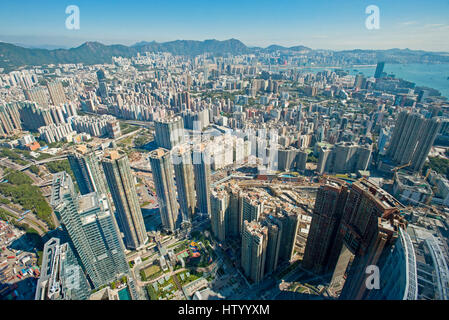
[1,0,449,51]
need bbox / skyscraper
[102,150,148,250]
[227,185,242,238]
[303,177,407,299]
[23,86,49,106]
[241,220,268,284]
[172,145,196,221]
[387,111,441,172]
[276,209,300,263]
[263,217,282,275]
[68,146,108,195]
[18,102,54,131]
[0,103,22,136]
[210,188,229,242]
[302,178,348,274]
[353,73,366,89]
[193,144,211,216]
[96,69,106,82]
[241,195,263,229]
[50,172,130,289]
[47,81,67,106]
[374,61,385,79]
[154,116,185,150]
[35,238,91,300]
[333,180,407,299]
[149,148,180,232]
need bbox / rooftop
[78,193,99,213]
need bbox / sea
[295,63,449,99]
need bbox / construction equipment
[391,161,411,173]
[424,168,432,180]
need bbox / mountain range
[1,38,448,72]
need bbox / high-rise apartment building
[241,195,263,229]
[317,142,372,175]
[303,177,407,299]
[241,220,268,284]
[47,81,67,106]
[68,146,108,195]
[23,86,49,106]
[154,116,185,150]
[18,102,54,131]
[193,144,211,216]
[0,103,22,136]
[333,180,407,299]
[172,145,196,221]
[302,178,349,274]
[276,209,300,263]
[263,217,282,275]
[354,73,366,89]
[262,208,300,275]
[227,185,242,238]
[96,69,106,82]
[102,150,148,250]
[210,188,229,242]
[149,148,180,232]
[50,172,130,289]
[387,111,441,172]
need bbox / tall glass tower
[51,172,130,289]
[35,237,91,300]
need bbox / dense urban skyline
[1,0,449,305]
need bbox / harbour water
[298,63,449,99]
[349,64,449,99]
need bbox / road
[0,154,68,180]
[0,204,48,236]
[115,127,143,142]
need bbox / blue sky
[1,0,449,51]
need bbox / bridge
[0,154,68,181]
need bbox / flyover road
[0,204,49,236]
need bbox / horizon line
[1,38,449,54]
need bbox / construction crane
[424,168,432,180]
[391,161,411,173]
